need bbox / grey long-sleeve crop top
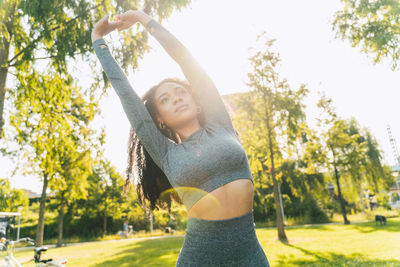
[92,19,253,210]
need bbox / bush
[365,207,400,221]
[304,198,329,224]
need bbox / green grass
[5,217,400,266]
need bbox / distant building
[23,189,41,199]
[221,91,253,135]
[221,92,248,117]
[23,189,55,205]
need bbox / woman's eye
[161,97,168,104]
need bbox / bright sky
[1,0,400,193]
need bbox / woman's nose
[173,94,183,104]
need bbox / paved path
[14,234,185,252]
[278,220,370,229]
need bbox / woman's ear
[155,113,162,124]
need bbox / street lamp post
[17,206,23,241]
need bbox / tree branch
[7,2,103,66]
[7,51,87,67]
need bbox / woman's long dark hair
[123,77,206,211]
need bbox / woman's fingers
[109,20,123,28]
[116,12,129,21]
[93,14,127,36]
[115,12,137,31]
[103,16,124,35]
[117,23,131,31]
[93,15,110,32]
[99,15,109,25]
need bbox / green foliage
[246,32,309,152]
[2,0,189,71]
[279,161,329,224]
[229,32,329,226]
[232,31,394,226]
[0,178,29,211]
[0,0,192,138]
[2,1,195,241]
[9,70,99,188]
[16,184,187,240]
[332,0,400,70]
[76,160,128,234]
[317,94,396,222]
[7,70,101,245]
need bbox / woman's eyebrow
[174,86,185,92]
[158,92,169,100]
[158,86,184,100]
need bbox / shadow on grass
[286,225,335,231]
[284,218,400,234]
[89,236,184,267]
[277,243,400,267]
[352,219,400,233]
[257,224,336,232]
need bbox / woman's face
[154,82,199,130]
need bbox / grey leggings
[176,210,270,266]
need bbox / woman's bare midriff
[187,178,254,220]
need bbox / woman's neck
[175,120,202,142]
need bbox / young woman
[91,10,270,266]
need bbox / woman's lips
[175,104,189,112]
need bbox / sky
[1,0,400,193]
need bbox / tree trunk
[149,209,153,233]
[265,106,288,243]
[168,199,173,224]
[358,179,365,214]
[103,201,107,235]
[258,170,267,219]
[0,1,15,139]
[277,180,285,225]
[0,36,9,139]
[0,68,8,139]
[333,160,350,224]
[36,173,48,247]
[57,191,65,247]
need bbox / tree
[0,178,29,211]
[9,72,98,246]
[362,128,393,193]
[345,119,394,212]
[340,118,370,214]
[0,0,192,138]
[317,95,362,224]
[244,32,309,243]
[54,137,98,247]
[278,159,328,224]
[332,0,400,70]
[228,91,272,221]
[343,118,369,213]
[229,91,329,224]
[281,123,329,223]
[85,160,127,235]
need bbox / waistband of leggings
[186,209,255,233]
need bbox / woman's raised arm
[116,10,235,131]
[91,15,174,170]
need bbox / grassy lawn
[5,217,400,267]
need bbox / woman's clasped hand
[91,11,146,42]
